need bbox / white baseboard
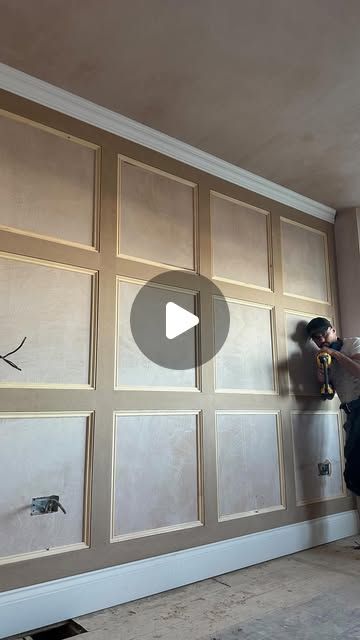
[1,510,358,639]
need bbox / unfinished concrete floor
[75,536,360,640]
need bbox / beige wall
[335,209,360,337]
[0,88,351,595]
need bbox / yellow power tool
[316,351,335,400]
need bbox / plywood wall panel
[214,298,275,392]
[115,279,197,389]
[285,311,320,395]
[0,112,98,248]
[113,412,201,538]
[281,218,330,302]
[0,255,95,386]
[0,414,90,560]
[292,412,344,504]
[119,159,196,269]
[216,412,283,519]
[211,193,270,289]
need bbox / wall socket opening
[318,460,332,476]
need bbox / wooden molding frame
[280,217,332,305]
[110,410,204,542]
[210,190,274,292]
[215,410,286,521]
[290,410,347,506]
[0,411,94,566]
[0,108,101,251]
[117,155,199,272]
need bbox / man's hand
[318,346,336,357]
[320,347,360,379]
[315,352,325,382]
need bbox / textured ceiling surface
[1,0,360,208]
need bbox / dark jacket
[344,408,360,496]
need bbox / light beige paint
[335,209,360,336]
[1,1,360,207]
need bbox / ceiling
[1,0,360,209]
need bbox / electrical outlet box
[318,460,331,476]
[31,495,61,516]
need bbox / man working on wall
[306,317,360,516]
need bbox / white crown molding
[0,63,336,223]
[0,509,357,638]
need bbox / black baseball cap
[305,317,332,338]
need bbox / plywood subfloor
[75,536,360,639]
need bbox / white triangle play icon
[166,302,199,340]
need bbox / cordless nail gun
[316,351,335,400]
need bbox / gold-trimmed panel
[216,410,285,521]
[0,411,94,564]
[111,410,203,541]
[0,109,100,250]
[291,411,346,506]
[213,296,278,393]
[118,155,198,271]
[0,252,98,388]
[280,217,331,304]
[115,276,199,390]
[210,191,273,291]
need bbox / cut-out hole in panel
[115,278,197,389]
[112,412,202,539]
[119,158,197,269]
[27,620,87,639]
[216,412,283,520]
[281,218,330,302]
[214,297,276,392]
[0,255,95,387]
[292,412,344,505]
[211,192,271,289]
[0,112,98,248]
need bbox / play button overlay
[130,270,230,370]
[166,302,199,340]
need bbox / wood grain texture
[113,412,200,537]
[216,412,283,519]
[292,412,345,505]
[211,193,270,289]
[214,298,275,392]
[119,159,196,269]
[281,218,330,302]
[0,414,89,559]
[115,279,197,388]
[0,112,98,248]
[0,255,94,386]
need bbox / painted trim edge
[0,509,357,638]
[0,63,335,223]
